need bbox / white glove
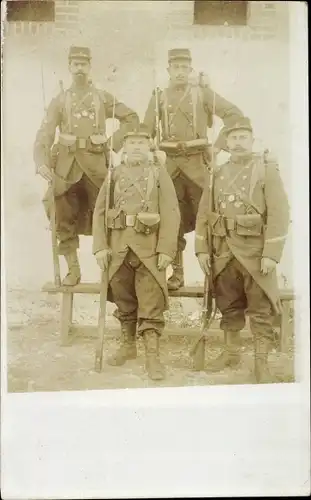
[157,253,172,271]
[197,253,211,275]
[95,249,112,271]
[260,257,277,275]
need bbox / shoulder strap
[92,88,101,133]
[191,85,199,138]
[64,90,72,133]
[247,155,267,214]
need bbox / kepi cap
[69,46,91,61]
[124,123,151,140]
[168,48,192,63]
[223,116,253,136]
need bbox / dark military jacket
[92,159,181,309]
[195,154,290,314]
[34,81,139,196]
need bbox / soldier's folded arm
[156,167,181,259]
[203,86,243,152]
[33,95,62,171]
[103,91,139,152]
[262,161,290,263]
[194,173,210,255]
[92,178,110,254]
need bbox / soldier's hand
[38,164,53,182]
[197,253,211,275]
[95,249,112,271]
[157,253,172,271]
[260,257,277,275]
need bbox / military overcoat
[195,154,290,314]
[92,159,181,308]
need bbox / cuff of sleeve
[262,241,285,263]
[156,244,176,260]
[93,244,109,255]
[95,249,110,258]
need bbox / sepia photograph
[3,0,296,392]
[1,1,309,498]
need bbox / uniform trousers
[166,152,206,252]
[215,257,275,342]
[109,250,165,336]
[55,174,99,255]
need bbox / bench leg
[61,293,73,346]
[280,301,291,353]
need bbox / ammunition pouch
[235,213,263,237]
[58,133,77,152]
[87,134,107,154]
[207,212,263,237]
[134,212,160,235]
[107,209,126,229]
[208,212,227,237]
[58,133,107,154]
[107,210,160,234]
[159,138,208,156]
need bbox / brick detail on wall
[3,0,288,41]
[3,0,80,36]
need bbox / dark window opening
[6,1,55,23]
[194,1,248,26]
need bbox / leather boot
[254,338,272,384]
[167,250,184,291]
[205,330,241,372]
[107,322,137,366]
[144,330,165,381]
[62,250,81,286]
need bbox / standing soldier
[143,48,243,290]
[92,124,180,381]
[195,117,290,383]
[34,46,139,285]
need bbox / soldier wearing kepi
[195,117,290,383]
[92,124,180,381]
[143,48,243,290]
[34,46,139,285]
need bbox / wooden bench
[42,282,295,352]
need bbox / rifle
[190,89,217,371]
[94,90,116,372]
[152,66,161,149]
[40,61,61,287]
[154,85,161,149]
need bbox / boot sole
[167,282,185,291]
[62,277,81,287]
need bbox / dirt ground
[6,289,295,393]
